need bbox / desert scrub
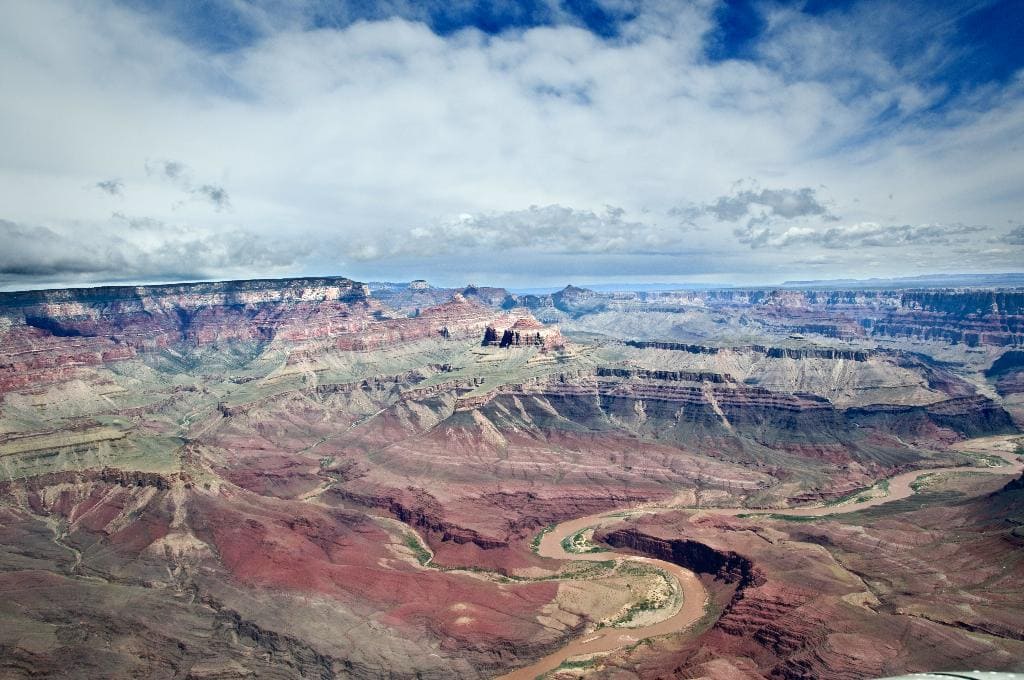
[690,594,726,636]
[561,559,616,580]
[614,561,663,578]
[910,472,937,493]
[825,478,890,507]
[548,656,603,674]
[605,562,677,627]
[560,528,608,554]
[611,597,661,626]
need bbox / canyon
[0,276,1022,679]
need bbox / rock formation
[481,315,565,350]
[0,275,1020,679]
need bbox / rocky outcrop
[987,350,1024,396]
[1002,472,1024,493]
[0,276,375,391]
[330,487,509,550]
[847,395,1018,440]
[596,367,735,383]
[0,467,177,495]
[625,340,872,361]
[552,285,607,315]
[525,287,1024,347]
[481,315,564,350]
[590,493,1024,679]
[600,528,762,590]
[625,340,722,354]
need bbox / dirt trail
[497,436,1023,679]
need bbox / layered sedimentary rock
[590,471,1024,678]
[482,315,565,350]
[0,277,374,391]
[508,285,1024,348]
[1,275,1021,679]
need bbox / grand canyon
[4,2,1024,677]
[1,277,1021,679]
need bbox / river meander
[496,436,1023,680]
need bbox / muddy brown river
[496,436,1023,680]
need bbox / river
[496,436,1023,680]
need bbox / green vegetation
[611,597,661,626]
[961,451,1010,467]
[404,533,431,566]
[607,562,676,626]
[560,528,608,554]
[766,513,824,522]
[560,559,617,580]
[614,561,662,578]
[530,524,555,554]
[546,655,603,675]
[910,472,937,493]
[690,595,726,637]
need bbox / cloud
[740,221,986,249]
[0,1,1022,289]
[147,159,186,181]
[192,184,231,211]
[95,178,124,196]
[348,204,693,260]
[1002,225,1024,245]
[0,220,126,277]
[145,159,231,211]
[0,217,311,285]
[704,184,838,223]
[111,211,165,231]
[678,183,841,249]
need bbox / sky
[0,0,1022,291]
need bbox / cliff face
[0,277,375,391]
[1,275,1021,680]
[510,287,1024,348]
[5,276,370,345]
[589,491,1024,679]
[481,315,565,349]
[987,350,1024,398]
[0,280,517,391]
[625,340,873,361]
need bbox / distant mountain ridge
[782,272,1024,289]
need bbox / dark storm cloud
[95,178,124,196]
[0,220,129,276]
[0,218,311,284]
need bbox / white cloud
[349,204,689,259]
[0,0,1021,288]
[747,221,985,249]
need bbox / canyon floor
[0,278,1022,679]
